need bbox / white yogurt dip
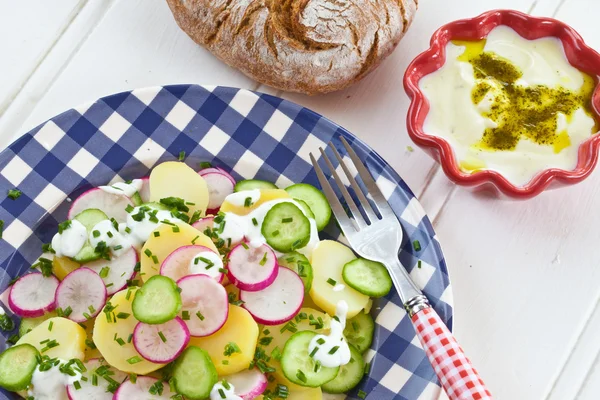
[308,300,351,368]
[420,25,598,186]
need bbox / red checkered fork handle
[412,307,492,400]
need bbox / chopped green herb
[182,311,190,320]
[160,197,189,212]
[172,226,180,233]
[199,161,212,169]
[7,189,21,200]
[272,230,280,237]
[282,217,293,223]
[223,342,241,357]
[259,337,273,346]
[178,150,186,161]
[358,390,367,399]
[413,240,421,251]
[127,356,142,364]
[252,218,258,226]
[259,252,268,266]
[196,311,205,321]
[316,338,325,345]
[116,312,130,319]
[296,369,307,383]
[191,235,199,244]
[99,266,110,278]
[244,197,253,207]
[158,331,167,343]
[326,278,337,286]
[309,346,318,358]
[328,346,339,355]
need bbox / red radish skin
[9,273,59,318]
[85,247,138,295]
[68,187,134,221]
[0,286,13,313]
[138,177,150,203]
[198,167,228,176]
[114,376,177,399]
[227,243,278,292]
[202,171,236,212]
[225,368,268,400]
[177,274,229,337]
[240,267,304,325]
[55,268,107,323]
[192,216,214,233]
[66,358,127,400]
[160,245,223,283]
[133,317,190,363]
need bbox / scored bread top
[166,0,418,95]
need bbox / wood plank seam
[0,0,88,117]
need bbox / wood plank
[12,0,256,140]
[428,0,600,397]
[0,0,82,115]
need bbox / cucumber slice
[294,199,315,219]
[262,203,311,253]
[322,344,365,393]
[72,209,109,263]
[342,258,392,297]
[234,179,278,192]
[172,346,218,400]
[278,252,313,294]
[343,312,374,354]
[285,184,331,231]
[19,312,57,337]
[132,275,182,324]
[0,344,39,391]
[281,331,339,387]
[131,192,144,206]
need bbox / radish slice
[198,167,227,176]
[9,273,59,318]
[192,216,214,233]
[68,188,134,221]
[133,317,190,363]
[240,267,304,325]
[225,368,268,400]
[177,275,228,337]
[84,247,138,295]
[161,245,223,283]
[55,268,107,323]
[227,243,278,292]
[114,376,177,399]
[66,358,127,400]
[0,286,13,313]
[202,171,236,211]
[138,177,150,203]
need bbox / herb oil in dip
[420,26,598,186]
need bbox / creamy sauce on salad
[99,179,143,197]
[210,381,242,400]
[51,220,88,258]
[420,25,598,186]
[189,250,223,279]
[220,191,319,257]
[308,300,351,368]
[27,359,81,400]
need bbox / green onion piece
[282,217,293,223]
[413,240,421,251]
[158,331,167,343]
[326,278,337,286]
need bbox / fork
[310,137,492,400]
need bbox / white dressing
[420,25,598,186]
[88,220,136,257]
[99,179,143,197]
[332,283,345,292]
[189,251,223,279]
[28,359,81,400]
[210,381,242,400]
[220,192,320,257]
[125,207,181,244]
[308,300,351,368]
[224,189,261,207]
[51,220,88,258]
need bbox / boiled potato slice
[220,189,290,215]
[266,379,323,399]
[259,308,331,392]
[52,256,80,280]
[140,223,217,282]
[17,317,86,360]
[82,318,102,360]
[310,240,369,318]
[189,305,258,375]
[93,288,164,374]
[150,161,209,215]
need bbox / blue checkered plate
[0,85,452,400]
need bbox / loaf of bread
[166,0,418,95]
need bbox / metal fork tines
[309,137,426,311]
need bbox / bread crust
[166,0,418,95]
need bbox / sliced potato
[93,288,164,374]
[52,256,80,280]
[309,240,369,318]
[220,189,290,215]
[140,223,217,282]
[82,318,102,360]
[17,317,86,360]
[150,161,209,215]
[259,308,331,392]
[266,379,323,399]
[189,304,258,376]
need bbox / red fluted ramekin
[404,9,600,199]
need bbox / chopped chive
[352,321,360,332]
[7,189,21,200]
[259,252,268,266]
[196,311,205,321]
[99,266,110,278]
[309,347,318,358]
[178,151,186,161]
[117,312,130,319]
[327,278,337,286]
[191,235,199,244]
[73,380,81,390]
[314,360,322,373]
[158,331,167,343]
[199,161,212,169]
[127,356,142,364]
[218,268,228,274]
[182,311,190,320]
[272,230,280,237]
[144,249,152,257]
[241,243,249,250]
[48,321,53,331]
[252,218,258,226]
[92,374,98,386]
[413,240,421,251]
[125,227,131,234]
[358,390,367,399]
[296,370,307,383]
[152,255,159,264]
[316,338,325,345]
[172,226,180,233]
[244,197,253,207]
[328,346,339,355]
[129,373,137,384]
[92,230,101,238]
[127,334,133,343]
[106,231,113,238]
[153,231,160,237]
[115,338,125,346]
[221,360,229,366]
[282,217,293,223]
[125,204,134,213]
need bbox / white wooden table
[1,0,599,398]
